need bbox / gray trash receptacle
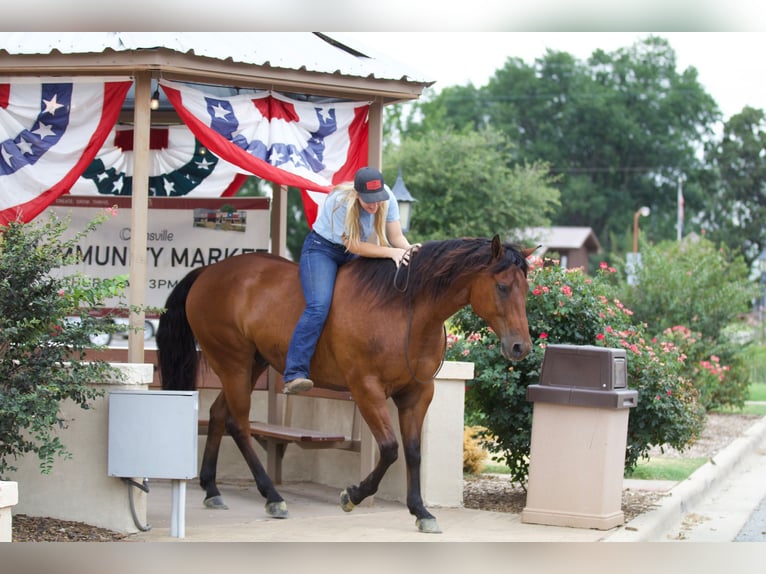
[521,344,638,530]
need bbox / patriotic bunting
[0,79,131,225]
[69,124,248,198]
[0,77,370,228]
[160,80,370,225]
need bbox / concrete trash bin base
[521,401,631,530]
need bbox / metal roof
[0,31,434,87]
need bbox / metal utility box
[522,345,638,530]
[527,344,637,409]
[108,390,198,479]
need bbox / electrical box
[108,390,198,479]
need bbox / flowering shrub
[660,325,749,411]
[0,208,131,478]
[448,258,705,486]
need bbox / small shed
[522,226,602,269]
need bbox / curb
[604,415,766,541]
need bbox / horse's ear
[491,234,502,259]
[521,245,541,259]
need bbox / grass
[626,457,708,481]
[714,402,766,416]
[480,457,708,481]
[748,382,766,402]
[482,462,511,475]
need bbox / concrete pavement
[124,415,766,543]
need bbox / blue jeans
[283,231,355,382]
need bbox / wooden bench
[197,370,364,483]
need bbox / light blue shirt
[312,187,400,245]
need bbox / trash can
[521,344,638,530]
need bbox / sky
[335,32,766,122]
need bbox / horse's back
[185,252,303,358]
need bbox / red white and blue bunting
[0,77,370,228]
[160,80,370,226]
[0,78,131,225]
[68,124,248,198]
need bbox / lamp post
[390,167,416,233]
[632,206,651,254]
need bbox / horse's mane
[343,237,529,308]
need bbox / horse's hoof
[265,500,289,519]
[416,518,442,534]
[340,489,356,513]
[203,495,228,510]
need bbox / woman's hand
[392,244,420,268]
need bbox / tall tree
[703,106,766,264]
[418,36,720,257]
[384,127,559,242]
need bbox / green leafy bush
[619,237,756,411]
[0,208,129,478]
[449,258,705,486]
[622,237,757,342]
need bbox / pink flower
[595,333,605,341]
[560,285,572,297]
[539,332,548,339]
[600,261,608,269]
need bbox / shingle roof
[522,226,602,252]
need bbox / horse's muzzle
[502,337,531,361]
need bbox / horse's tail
[156,267,206,391]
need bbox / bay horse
[156,235,533,534]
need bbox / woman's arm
[344,220,418,266]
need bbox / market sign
[46,195,271,311]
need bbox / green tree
[0,210,129,478]
[384,127,560,242]
[420,36,720,258]
[703,106,766,264]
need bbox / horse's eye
[496,283,509,297]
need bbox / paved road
[659,423,766,541]
[735,490,766,541]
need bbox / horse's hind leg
[339,386,400,512]
[217,366,288,518]
[199,360,288,518]
[198,390,230,509]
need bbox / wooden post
[127,71,151,364]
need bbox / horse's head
[469,235,534,361]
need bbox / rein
[394,246,447,385]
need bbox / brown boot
[283,377,314,394]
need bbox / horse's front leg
[394,385,440,533]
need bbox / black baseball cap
[353,167,389,203]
